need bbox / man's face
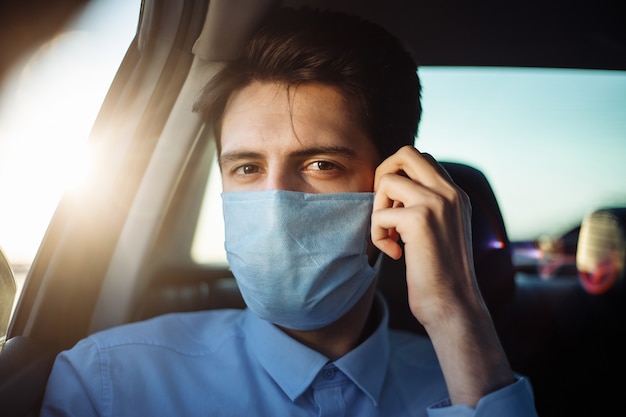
[219,81,380,193]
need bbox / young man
[40,7,538,416]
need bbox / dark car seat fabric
[0,336,55,417]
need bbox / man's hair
[193,7,421,161]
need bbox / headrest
[576,207,626,295]
[378,161,516,335]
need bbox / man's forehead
[219,81,375,159]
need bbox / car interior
[1,1,625,416]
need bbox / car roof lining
[292,0,626,70]
[193,0,626,70]
[192,0,279,61]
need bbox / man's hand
[371,145,514,406]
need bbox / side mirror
[0,247,16,348]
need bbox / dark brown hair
[193,7,421,161]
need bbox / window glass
[192,149,228,265]
[417,67,626,242]
[0,0,141,315]
[191,67,626,267]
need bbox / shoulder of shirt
[78,309,246,356]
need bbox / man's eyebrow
[219,146,358,165]
[219,151,264,165]
[290,145,358,159]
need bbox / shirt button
[322,368,336,380]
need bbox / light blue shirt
[40,295,537,417]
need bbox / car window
[191,67,626,272]
[0,0,140,317]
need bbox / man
[40,7,538,416]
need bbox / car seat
[0,336,56,417]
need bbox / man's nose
[264,168,300,192]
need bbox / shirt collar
[243,292,391,405]
[333,292,390,405]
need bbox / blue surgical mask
[222,190,379,331]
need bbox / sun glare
[0,25,126,264]
[0,0,140,317]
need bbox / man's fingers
[374,145,449,191]
[371,206,403,260]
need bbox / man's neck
[277,281,379,361]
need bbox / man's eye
[235,164,259,175]
[307,161,336,171]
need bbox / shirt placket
[312,364,347,417]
